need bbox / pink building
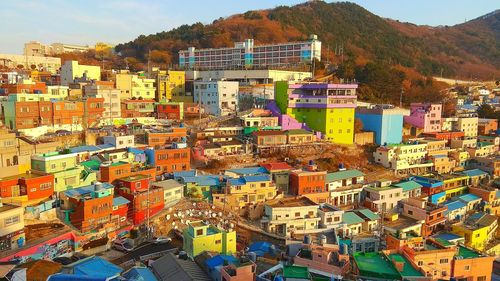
[404,103,442,133]
[293,243,350,278]
[220,261,256,281]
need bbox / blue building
[356,104,406,145]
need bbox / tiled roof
[356,209,380,221]
[261,162,293,171]
[326,169,364,182]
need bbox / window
[215,239,221,244]
[196,229,203,236]
[464,265,470,271]
[417,261,424,266]
[439,258,448,264]
[4,215,20,227]
[477,277,486,281]
[295,212,300,217]
[408,210,413,215]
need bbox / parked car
[150,236,172,245]
[112,239,134,252]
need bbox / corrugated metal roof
[342,212,364,225]
[151,253,211,281]
[112,196,130,207]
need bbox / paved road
[111,241,177,265]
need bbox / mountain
[115,2,499,80]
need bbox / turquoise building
[356,104,406,145]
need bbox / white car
[151,236,172,244]
[112,240,134,252]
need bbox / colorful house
[355,104,406,145]
[373,142,433,175]
[0,172,54,201]
[404,103,442,133]
[112,196,130,228]
[60,182,115,233]
[183,221,236,258]
[289,166,327,196]
[402,197,447,237]
[0,202,25,251]
[145,145,191,176]
[180,175,225,201]
[452,212,498,252]
[31,152,96,193]
[326,169,364,207]
[275,82,357,144]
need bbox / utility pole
[400,88,404,108]
[147,176,151,239]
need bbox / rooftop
[353,252,401,280]
[326,169,364,183]
[457,246,482,259]
[457,193,481,203]
[384,215,422,230]
[392,180,422,192]
[252,130,285,136]
[63,183,114,198]
[342,212,365,225]
[444,200,467,212]
[266,197,318,208]
[459,169,488,178]
[112,196,130,207]
[0,203,23,213]
[388,254,423,277]
[282,265,310,279]
[226,166,268,176]
[286,129,313,135]
[151,179,183,190]
[260,162,293,171]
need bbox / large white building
[179,34,321,70]
[0,54,61,74]
[193,80,239,116]
[24,41,91,56]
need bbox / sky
[0,0,497,54]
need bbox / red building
[156,102,183,120]
[0,172,54,200]
[117,177,164,225]
[112,196,130,228]
[145,146,190,176]
[420,131,465,144]
[52,100,84,127]
[289,166,327,196]
[10,100,53,129]
[99,162,156,184]
[60,182,115,233]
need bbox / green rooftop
[357,209,381,221]
[354,252,401,280]
[388,254,424,277]
[80,159,101,171]
[282,265,310,279]
[326,169,365,183]
[342,212,365,225]
[392,180,422,192]
[477,141,494,147]
[458,246,481,258]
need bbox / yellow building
[452,212,498,251]
[46,85,70,100]
[183,221,236,258]
[212,175,279,217]
[60,60,101,86]
[115,72,156,100]
[152,69,186,101]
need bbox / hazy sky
[1,0,497,54]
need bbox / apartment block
[261,197,320,237]
[144,145,190,176]
[179,35,321,69]
[402,197,447,237]
[356,104,406,145]
[115,72,156,100]
[0,203,25,251]
[61,61,100,86]
[373,142,433,175]
[275,82,357,144]
[193,80,239,116]
[404,103,442,133]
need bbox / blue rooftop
[70,256,122,279]
[173,170,196,179]
[444,200,466,212]
[205,255,239,269]
[228,175,271,186]
[128,147,145,155]
[457,193,481,203]
[122,267,158,281]
[226,167,268,176]
[113,196,130,207]
[433,233,463,242]
[96,144,115,150]
[182,175,223,186]
[460,169,488,178]
[64,183,114,197]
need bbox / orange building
[52,100,84,126]
[61,182,115,233]
[145,146,190,176]
[478,118,498,135]
[452,246,495,281]
[220,262,256,281]
[84,97,105,127]
[402,240,456,279]
[120,99,155,118]
[10,100,53,129]
[0,172,54,200]
[1,82,47,95]
[99,162,156,184]
[145,127,188,147]
[289,166,327,196]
